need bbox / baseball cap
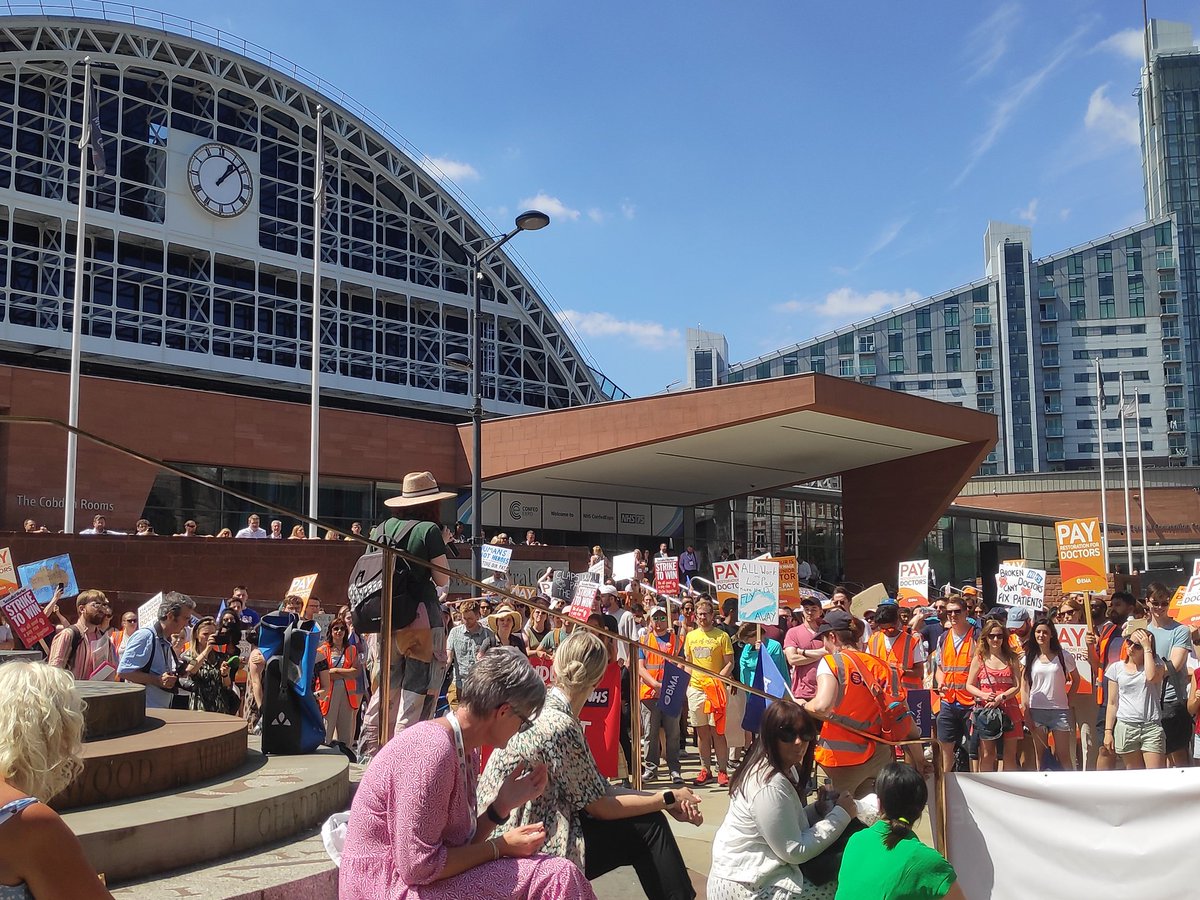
[1005,606,1032,629]
[598,584,618,596]
[878,597,899,607]
[814,609,853,637]
[647,605,667,617]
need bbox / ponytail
[883,816,913,850]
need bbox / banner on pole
[1056,623,1093,690]
[658,661,690,717]
[896,559,930,608]
[1168,574,1200,628]
[0,587,54,647]
[907,689,933,739]
[612,551,637,582]
[654,557,679,596]
[0,548,18,599]
[995,564,1046,611]
[287,573,318,601]
[1055,517,1107,593]
[480,544,513,573]
[738,560,780,624]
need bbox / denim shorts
[1028,707,1071,732]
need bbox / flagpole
[64,56,93,534]
[1135,389,1149,571]
[1118,372,1134,576]
[1095,358,1109,574]
[308,105,324,538]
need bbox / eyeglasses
[1148,601,1169,609]
[946,609,965,616]
[510,707,536,733]
[778,727,813,743]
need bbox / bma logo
[620,513,646,525]
[508,500,524,520]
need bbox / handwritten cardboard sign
[738,560,780,624]
[0,587,54,646]
[17,554,78,605]
[1055,518,1106,593]
[995,564,1046,611]
[480,544,513,573]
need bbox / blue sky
[185,1,1197,396]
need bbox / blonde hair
[0,662,85,802]
[552,631,609,698]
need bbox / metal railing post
[629,658,642,790]
[379,546,395,746]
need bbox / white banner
[480,544,513,573]
[943,770,1200,898]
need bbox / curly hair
[0,662,85,802]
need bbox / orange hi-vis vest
[318,643,360,717]
[937,629,976,707]
[1095,621,1122,703]
[814,649,893,768]
[639,631,683,701]
[867,630,923,691]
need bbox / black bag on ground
[347,519,423,634]
[261,620,324,755]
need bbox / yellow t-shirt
[684,626,733,689]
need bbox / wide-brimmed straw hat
[384,471,457,508]
[486,608,524,632]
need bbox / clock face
[186,142,253,218]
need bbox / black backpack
[261,619,324,755]
[347,519,425,634]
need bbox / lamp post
[446,209,549,582]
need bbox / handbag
[798,816,868,886]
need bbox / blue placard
[17,554,79,605]
[658,661,691,716]
[907,688,933,740]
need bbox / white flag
[1120,398,1136,418]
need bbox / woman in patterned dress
[339,647,594,899]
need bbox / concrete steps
[63,746,350,885]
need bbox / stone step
[63,747,350,885]
[77,682,146,741]
[53,708,248,810]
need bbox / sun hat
[384,471,457,508]
[486,608,523,633]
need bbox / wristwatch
[485,802,506,825]
[662,790,676,808]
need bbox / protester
[684,598,735,787]
[916,605,945,658]
[340,648,594,898]
[678,546,700,587]
[526,605,564,666]
[678,599,697,633]
[638,605,685,785]
[806,610,921,798]
[1144,582,1194,767]
[478,632,701,899]
[930,597,976,773]
[866,602,925,692]
[316,617,360,749]
[965,620,1023,772]
[181,617,240,714]
[0,662,114,899]
[1187,634,1200,761]
[1095,590,1138,770]
[48,589,117,681]
[1022,619,1077,771]
[111,611,138,654]
[784,597,826,701]
[735,621,789,749]
[1103,626,1165,770]
[1005,607,1033,657]
[118,592,196,709]
[488,607,527,655]
[709,703,856,900]
[834,763,961,900]
[448,601,501,701]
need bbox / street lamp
[446,210,550,581]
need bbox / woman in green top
[835,763,964,900]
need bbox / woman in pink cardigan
[339,647,594,899]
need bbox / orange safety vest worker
[866,630,923,692]
[317,642,360,717]
[934,629,976,712]
[814,649,894,768]
[639,631,683,701]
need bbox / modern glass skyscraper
[692,19,1196,476]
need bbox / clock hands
[214,160,238,187]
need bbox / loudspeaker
[980,540,1021,609]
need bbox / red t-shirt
[784,623,823,700]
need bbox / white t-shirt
[1105,660,1162,725]
[235,526,267,539]
[1028,652,1076,710]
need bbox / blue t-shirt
[116,625,179,709]
[1146,619,1191,703]
[737,638,789,688]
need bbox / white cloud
[1059,207,1071,221]
[518,192,580,221]
[419,155,480,183]
[1097,28,1144,62]
[1017,198,1039,224]
[559,310,682,350]
[964,3,1022,83]
[865,217,909,258]
[620,200,636,220]
[954,24,1088,187]
[587,208,605,223]
[775,288,922,319]
[1085,83,1140,148]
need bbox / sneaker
[717,771,730,787]
[693,768,711,786]
[641,767,658,782]
[671,772,685,785]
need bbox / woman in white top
[1021,618,1077,771]
[709,702,856,900]
[1103,627,1165,769]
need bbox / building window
[976,351,993,370]
[974,307,990,326]
[858,334,875,353]
[946,352,960,371]
[888,332,903,353]
[811,358,825,374]
[886,315,903,330]
[945,331,960,351]
[1067,254,1084,276]
[917,332,933,352]
[783,355,799,375]
[889,355,904,374]
[1070,298,1086,320]
[975,329,992,348]
[693,350,714,388]
[918,354,933,374]
[916,309,931,329]
[978,395,994,413]
[1099,297,1116,319]
[944,305,959,327]
[1155,222,1173,247]
[859,357,876,375]
[1097,251,1113,274]
[839,358,855,376]
[756,361,772,380]
[1127,250,1142,273]
[1069,278,1085,299]
[1129,296,1145,316]
[838,333,854,354]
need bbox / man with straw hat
[357,471,456,761]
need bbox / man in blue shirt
[118,592,196,709]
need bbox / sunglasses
[651,613,667,620]
[1148,602,1169,609]
[778,727,814,743]
[946,609,965,616]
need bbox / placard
[907,688,933,740]
[654,557,680,596]
[0,587,54,647]
[995,564,1046,611]
[16,554,78,605]
[1056,623,1093,690]
[0,547,18,599]
[566,580,599,622]
[712,560,742,599]
[612,551,637,583]
[550,570,578,602]
[738,560,780,624]
[1169,574,1200,628]
[1055,518,1107,593]
[767,556,799,603]
[852,583,889,618]
[897,559,930,608]
[579,662,621,777]
[506,584,538,601]
[480,544,513,573]
[138,592,164,630]
[588,559,606,577]
[287,573,318,601]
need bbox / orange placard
[1055,518,1107,593]
[1169,577,1200,628]
[768,556,799,603]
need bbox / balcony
[1046,447,1065,461]
[1157,252,1176,270]
[1169,419,1185,433]
[1159,280,1178,292]
[1167,395,1185,409]
[1041,354,1060,367]
[1165,349,1182,362]
[977,379,995,393]
[1039,306,1058,321]
[1166,372,1184,385]
[1162,324,1181,338]
[1043,378,1062,391]
[1044,402,1063,414]
[1044,422,1064,437]
[1038,284,1057,300]
[1161,302,1181,315]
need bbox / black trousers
[581,811,695,900]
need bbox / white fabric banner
[941,769,1200,899]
